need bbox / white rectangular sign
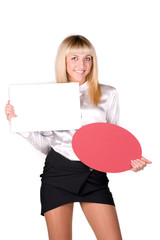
[9,82,81,132]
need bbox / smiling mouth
[75,70,85,74]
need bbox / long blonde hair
[55,35,102,106]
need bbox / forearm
[17,132,51,155]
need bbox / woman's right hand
[5,100,17,121]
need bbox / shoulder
[99,83,118,96]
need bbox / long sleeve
[17,131,53,155]
[106,88,120,125]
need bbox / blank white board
[9,82,81,132]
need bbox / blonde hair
[55,35,102,106]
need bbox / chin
[76,77,85,82]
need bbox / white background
[0,0,159,239]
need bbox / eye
[85,57,91,61]
[71,57,78,61]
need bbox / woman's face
[66,54,92,85]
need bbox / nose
[77,59,85,69]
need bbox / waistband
[46,148,92,170]
[41,148,106,176]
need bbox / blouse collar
[79,81,88,92]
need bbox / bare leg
[80,202,122,240]
[44,203,74,240]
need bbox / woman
[5,35,151,240]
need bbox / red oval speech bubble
[72,123,142,173]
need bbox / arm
[105,89,152,172]
[106,88,120,125]
[17,131,52,155]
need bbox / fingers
[5,100,17,121]
[8,113,17,121]
[5,104,14,114]
[5,103,15,115]
[131,159,146,172]
[141,156,152,164]
[131,156,152,172]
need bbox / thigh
[44,203,74,240]
[80,202,122,240]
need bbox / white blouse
[18,81,120,161]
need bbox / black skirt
[40,148,115,216]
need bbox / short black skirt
[40,148,115,216]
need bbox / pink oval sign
[72,123,142,173]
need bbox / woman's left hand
[131,156,152,172]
